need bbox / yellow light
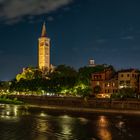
[97,116,112,140]
[40,112,46,117]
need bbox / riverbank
[26,104,140,116]
[4,95,140,115]
[0,97,24,105]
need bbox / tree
[93,86,101,94]
[0,81,11,92]
[16,67,43,82]
[78,65,109,85]
[10,67,50,93]
[111,88,135,99]
[48,65,78,92]
[119,88,135,98]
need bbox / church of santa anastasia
[38,22,53,71]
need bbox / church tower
[38,22,51,71]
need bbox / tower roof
[41,22,47,37]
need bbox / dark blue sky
[0,0,140,80]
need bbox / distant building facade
[38,22,51,71]
[118,69,139,91]
[138,76,140,94]
[103,75,118,94]
[91,68,116,95]
[88,59,96,67]
[91,68,140,97]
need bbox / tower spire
[41,22,47,37]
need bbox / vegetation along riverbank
[0,95,24,105]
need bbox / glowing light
[116,121,125,129]
[78,117,88,124]
[96,94,111,98]
[98,116,108,127]
[6,111,10,116]
[14,106,18,116]
[97,116,112,140]
[58,115,74,139]
[40,112,46,117]
[36,119,49,133]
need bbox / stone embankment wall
[8,95,140,110]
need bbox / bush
[111,88,136,99]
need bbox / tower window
[45,42,49,46]
[40,42,44,46]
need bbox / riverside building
[91,68,139,98]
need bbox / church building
[38,22,51,71]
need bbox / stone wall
[8,95,140,110]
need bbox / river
[0,104,139,140]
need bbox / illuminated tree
[16,67,43,81]
[48,65,78,92]
[78,65,110,85]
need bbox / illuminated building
[91,68,140,98]
[91,68,117,97]
[118,69,139,90]
[38,22,51,71]
[88,59,96,67]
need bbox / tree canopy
[8,64,115,97]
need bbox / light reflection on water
[0,104,139,140]
[0,104,29,120]
[97,116,112,140]
[58,115,75,140]
[0,104,18,120]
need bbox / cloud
[120,36,134,40]
[63,6,71,11]
[0,0,73,24]
[47,16,54,21]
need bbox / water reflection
[0,104,29,120]
[78,117,88,125]
[36,112,52,134]
[0,104,139,140]
[14,106,18,116]
[115,120,128,137]
[58,115,74,140]
[117,121,125,129]
[40,112,47,117]
[0,105,18,119]
[97,116,112,140]
[36,119,49,133]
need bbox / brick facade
[91,68,140,96]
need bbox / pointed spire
[41,22,47,37]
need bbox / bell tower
[38,22,51,71]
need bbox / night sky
[0,0,140,80]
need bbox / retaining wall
[7,95,140,110]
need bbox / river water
[0,104,140,140]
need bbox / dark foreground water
[0,104,140,140]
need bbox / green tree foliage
[48,65,78,92]
[78,65,114,85]
[119,88,135,98]
[10,65,78,94]
[111,88,135,99]
[9,64,115,97]
[16,67,43,81]
[0,81,11,92]
[10,67,48,93]
[10,78,49,92]
[93,85,101,94]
